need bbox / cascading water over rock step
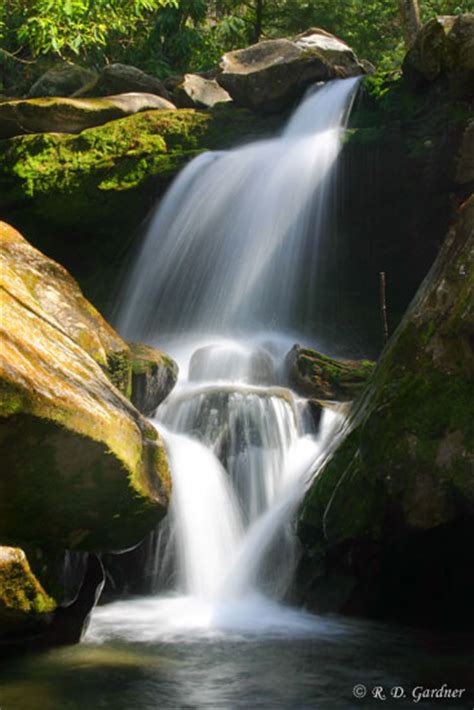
[89,78,360,641]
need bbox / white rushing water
[87,79,359,643]
[116,77,360,339]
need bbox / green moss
[300,200,474,546]
[0,548,56,618]
[106,350,132,399]
[292,347,375,399]
[0,414,166,551]
[0,383,26,417]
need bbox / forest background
[0,0,471,94]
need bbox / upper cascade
[117,77,361,343]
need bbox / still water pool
[1,606,472,710]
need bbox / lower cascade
[88,340,346,642]
[87,78,359,642]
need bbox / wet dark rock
[286,345,375,400]
[296,197,474,629]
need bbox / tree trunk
[398,0,422,49]
[252,0,264,43]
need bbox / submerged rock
[286,345,375,400]
[0,93,176,139]
[0,222,171,552]
[189,344,276,384]
[74,63,171,100]
[173,74,232,109]
[217,29,364,112]
[27,64,97,98]
[297,196,474,628]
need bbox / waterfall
[116,77,360,339]
[87,78,359,642]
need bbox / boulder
[286,345,375,400]
[0,547,55,638]
[0,222,171,551]
[0,93,176,140]
[128,342,178,416]
[75,63,171,100]
[174,74,231,109]
[0,216,178,406]
[403,13,474,97]
[297,196,474,628]
[27,64,97,98]
[217,29,364,112]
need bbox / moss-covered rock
[0,104,281,309]
[286,344,375,400]
[0,547,55,637]
[0,222,171,551]
[403,14,474,98]
[0,93,176,140]
[297,196,474,627]
[128,342,178,416]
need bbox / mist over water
[88,78,360,644]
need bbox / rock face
[75,63,171,100]
[286,345,375,400]
[0,222,171,552]
[297,197,474,629]
[333,56,472,350]
[0,547,55,637]
[27,64,97,98]
[217,29,364,112]
[0,93,176,140]
[128,342,178,416]
[403,13,474,97]
[173,74,231,108]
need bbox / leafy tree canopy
[0,0,472,91]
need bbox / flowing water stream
[87,78,360,644]
[2,78,473,709]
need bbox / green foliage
[1,0,472,90]
[0,0,175,63]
